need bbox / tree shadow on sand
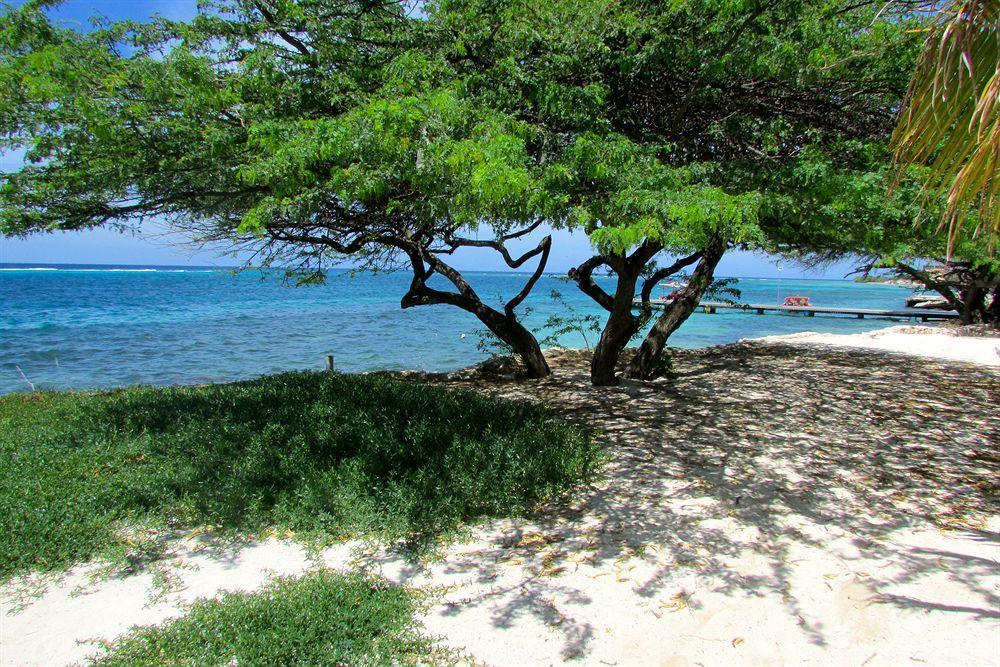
[379,344,999,660]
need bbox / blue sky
[0,0,858,279]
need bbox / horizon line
[0,261,862,281]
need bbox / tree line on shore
[1,0,996,385]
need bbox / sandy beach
[3,327,999,666]
[751,324,1000,367]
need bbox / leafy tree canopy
[430,0,925,256]
[0,0,577,378]
[2,0,926,256]
[0,1,560,251]
[4,0,982,376]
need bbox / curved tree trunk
[403,284,551,378]
[623,236,726,380]
[894,260,1000,326]
[570,243,702,386]
[590,270,643,386]
[478,307,552,378]
[959,284,986,324]
[398,240,552,379]
[569,242,671,386]
[263,224,555,377]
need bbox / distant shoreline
[0,262,896,282]
[0,263,233,272]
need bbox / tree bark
[569,241,667,386]
[959,283,985,324]
[260,222,555,377]
[590,265,644,385]
[401,279,552,378]
[623,236,726,380]
[894,261,999,327]
[485,311,551,378]
[398,241,552,379]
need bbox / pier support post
[325,355,335,372]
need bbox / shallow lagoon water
[0,265,917,394]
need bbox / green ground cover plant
[0,372,599,579]
[90,570,441,666]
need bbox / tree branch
[568,255,615,312]
[638,250,703,307]
[894,260,963,312]
[443,220,546,268]
[505,235,551,318]
[252,1,313,57]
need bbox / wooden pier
[641,300,959,321]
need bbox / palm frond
[892,0,999,253]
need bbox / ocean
[0,264,918,394]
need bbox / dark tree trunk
[397,239,553,379]
[893,260,1000,326]
[623,236,726,380]
[514,334,551,379]
[570,243,704,386]
[959,284,986,324]
[569,241,673,386]
[590,268,644,386]
[479,308,551,378]
[894,262,960,312]
[403,288,551,378]
[264,222,555,377]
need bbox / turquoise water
[0,264,916,394]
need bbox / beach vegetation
[0,0,973,384]
[0,371,599,579]
[889,258,999,325]
[540,290,603,352]
[90,570,444,666]
[799,204,1000,325]
[891,0,998,251]
[774,134,998,325]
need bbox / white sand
[3,335,1000,666]
[1,538,334,666]
[4,517,998,666]
[751,325,1000,366]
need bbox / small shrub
[90,570,440,666]
[541,290,602,350]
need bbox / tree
[550,135,761,384]
[433,0,924,383]
[893,258,999,324]
[0,0,560,377]
[787,169,999,326]
[768,142,999,326]
[2,0,945,387]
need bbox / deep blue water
[0,264,918,394]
